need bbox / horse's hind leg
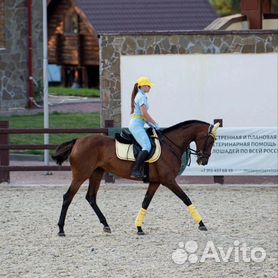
[57,178,85,236]
[135,182,160,235]
[86,168,111,233]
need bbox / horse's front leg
[163,181,207,231]
[135,182,160,235]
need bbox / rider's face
[141,85,151,93]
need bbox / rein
[158,124,216,165]
[159,132,196,167]
[159,131,184,153]
[158,131,184,162]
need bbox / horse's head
[194,122,220,166]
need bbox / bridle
[191,124,217,163]
[158,124,216,165]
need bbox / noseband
[189,124,216,162]
[189,137,212,161]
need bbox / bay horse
[52,120,220,236]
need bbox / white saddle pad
[115,130,161,163]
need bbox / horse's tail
[52,139,77,165]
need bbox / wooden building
[47,0,217,88]
[48,0,99,88]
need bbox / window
[0,0,4,48]
[64,13,79,34]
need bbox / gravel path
[0,96,100,116]
[0,181,277,278]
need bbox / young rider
[129,76,160,178]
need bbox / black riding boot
[130,150,149,178]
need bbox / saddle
[115,128,161,163]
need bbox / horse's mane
[162,120,210,134]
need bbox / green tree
[271,0,278,13]
[210,0,241,17]
[211,0,278,16]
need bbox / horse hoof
[137,231,145,235]
[198,225,208,231]
[136,226,145,235]
[58,232,65,237]
[103,226,111,233]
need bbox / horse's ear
[211,122,220,139]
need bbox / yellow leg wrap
[188,204,202,224]
[135,208,147,227]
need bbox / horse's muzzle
[197,159,208,165]
[197,154,209,166]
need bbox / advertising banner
[183,128,277,176]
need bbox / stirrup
[130,170,144,179]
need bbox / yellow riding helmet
[136,76,155,88]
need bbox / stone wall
[0,0,43,111]
[100,30,278,127]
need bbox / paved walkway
[0,95,101,116]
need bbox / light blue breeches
[129,118,151,152]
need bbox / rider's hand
[153,123,160,130]
[148,122,160,130]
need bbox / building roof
[73,0,218,34]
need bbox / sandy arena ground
[0,172,277,278]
